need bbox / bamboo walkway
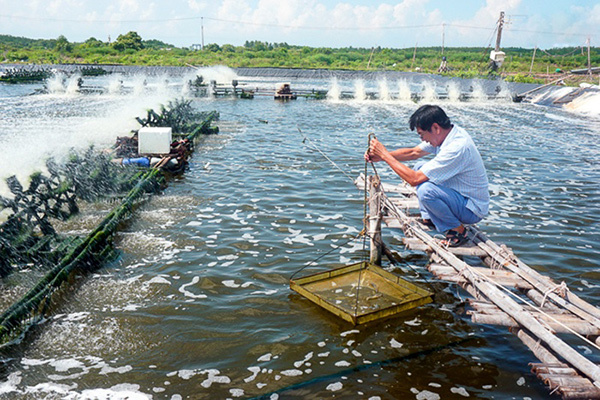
[356,174,600,400]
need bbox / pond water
[0,68,599,399]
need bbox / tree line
[1,32,598,84]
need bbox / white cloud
[188,0,207,13]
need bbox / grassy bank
[2,33,599,85]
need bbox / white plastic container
[138,127,172,154]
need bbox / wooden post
[368,175,382,266]
[529,46,537,75]
[367,47,375,70]
[587,36,592,76]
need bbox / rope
[296,126,356,182]
[354,133,377,316]
[289,231,365,281]
[541,281,569,308]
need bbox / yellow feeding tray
[290,261,433,325]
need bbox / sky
[0,0,598,50]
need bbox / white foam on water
[145,276,171,285]
[0,371,22,394]
[404,317,421,326]
[68,384,150,399]
[340,329,359,337]
[284,228,314,246]
[244,366,261,383]
[327,382,343,391]
[223,280,240,288]
[178,276,207,299]
[258,353,273,362]
[414,389,441,400]
[280,369,303,377]
[250,289,278,295]
[317,213,343,221]
[450,386,470,397]
[293,352,313,368]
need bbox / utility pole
[489,11,506,71]
[201,17,205,50]
[411,42,417,70]
[529,46,537,75]
[587,36,592,76]
[495,11,504,52]
[441,23,445,55]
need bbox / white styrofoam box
[138,127,172,154]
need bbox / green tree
[55,35,72,53]
[204,43,221,52]
[113,31,144,51]
[83,37,104,48]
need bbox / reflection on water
[0,69,599,399]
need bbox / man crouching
[365,104,489,247]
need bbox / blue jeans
[416,181,481,232]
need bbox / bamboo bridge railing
[356,174,600,400]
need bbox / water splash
[353,80,367,101]
[420,80,438,102]
[446,81,461,102]
[45,72,81,95]
[0,78,175,196]
[192,65,239,85]
[495,81,512,101]
[107,74,124,95]
[397,79,413,102]
[470,80,487,101]
[377,79,391,101]
[327,77,341,101]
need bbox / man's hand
[365,138,387,162]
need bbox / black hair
[409,105,452,131]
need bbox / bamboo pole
[471,228,600,327]
[381,194,600,386]
[368,175,382,266]
[529,46,537,75]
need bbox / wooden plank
[354,174,414,195]
[403,238,488,256]
[382,216,403,228]
[431,264,533,289]
[388,197,420,209]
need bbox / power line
[0,13,597,38]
